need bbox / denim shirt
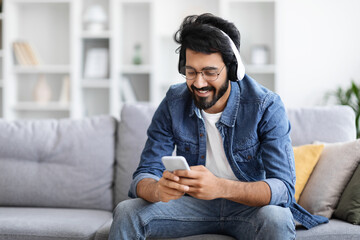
[129,74,328,229]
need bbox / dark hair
[174,13,241,81]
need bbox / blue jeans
[108,196,295,240]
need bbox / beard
[188,80,229,110]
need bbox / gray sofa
[0,103,359,240]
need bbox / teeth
[199,90,208,93]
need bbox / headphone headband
[220,30,245,81]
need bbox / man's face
[185,49,231,113]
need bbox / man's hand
[175,165,271,206]
[175,165,224,200]
[156,170,190,202]
[137,165,271,206]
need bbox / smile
[198,90,209,94]
[195,89,212,97]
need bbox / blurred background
[0,0,359,120]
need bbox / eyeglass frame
[180,64,226,82]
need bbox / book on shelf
[84,48,108,78]
[12,41,40,66]
[121,76,137,103]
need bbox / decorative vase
[133,43,142,65]
[83,4,108,32]
[33,75,52,103]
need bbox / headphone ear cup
[227,62,238,81]
[178,48,186,75]
[178,57,185,75]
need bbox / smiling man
[108,13,328,240]
[185,51,229,112]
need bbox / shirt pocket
[175,141,199,166]
[233,141,260,162]
[233,142,264,181]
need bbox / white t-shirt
[201,110,238,181]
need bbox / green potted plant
[325,80,360,138]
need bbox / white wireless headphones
[220,30,246,81]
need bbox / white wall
[276,0,360,107]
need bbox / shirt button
[200,133,204,137]
[185,147,190,151]
[201,155,205,159]
[247,155,252,160]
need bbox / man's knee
[256,205,295,239]
[113,198,148,222]
[257,205,292,222]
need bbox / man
[109,13,327,240]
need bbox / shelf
[13,65,71,74]
[228,0,275,2]
[246,64,276,74]
[121,0,152,3]
[14,102,70,111]
[122,65,152,74]
[81,31,112,39]
[82,79,111,88]
[10,0,71,3]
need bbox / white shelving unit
[222,0,276,91]
[117,0,155,106]
[2,0,78,120]
[0,0,276,120]
[80,0,112,117]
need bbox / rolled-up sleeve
[264,178,289,205]
[128,173,161,198]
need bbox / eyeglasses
[181,65,226,82]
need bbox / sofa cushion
[298,140,360,218]
[287,106,356,146]
[0,116,116,210]
[0,207,112,240]
[93,220,236,240]
[296,219,360,240]
[334,164,360,224]
[94,219,112,240]
[293,144,324,202]
[115,103,157,205]
[158,235,235,240]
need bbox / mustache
[191,85,215,92]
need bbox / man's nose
[193,72,208,88]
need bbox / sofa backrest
[287,106,356,146]
[0,116,116,211]
[114,103,357,205]
[115,103,157,204]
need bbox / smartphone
[161,156,190,172]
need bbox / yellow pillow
[293,144,324,201]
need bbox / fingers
[159,176,189,192]
[174,165,206,178]
[158,185,185,202]
[157,171,190,202]
[162,170,180,181]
